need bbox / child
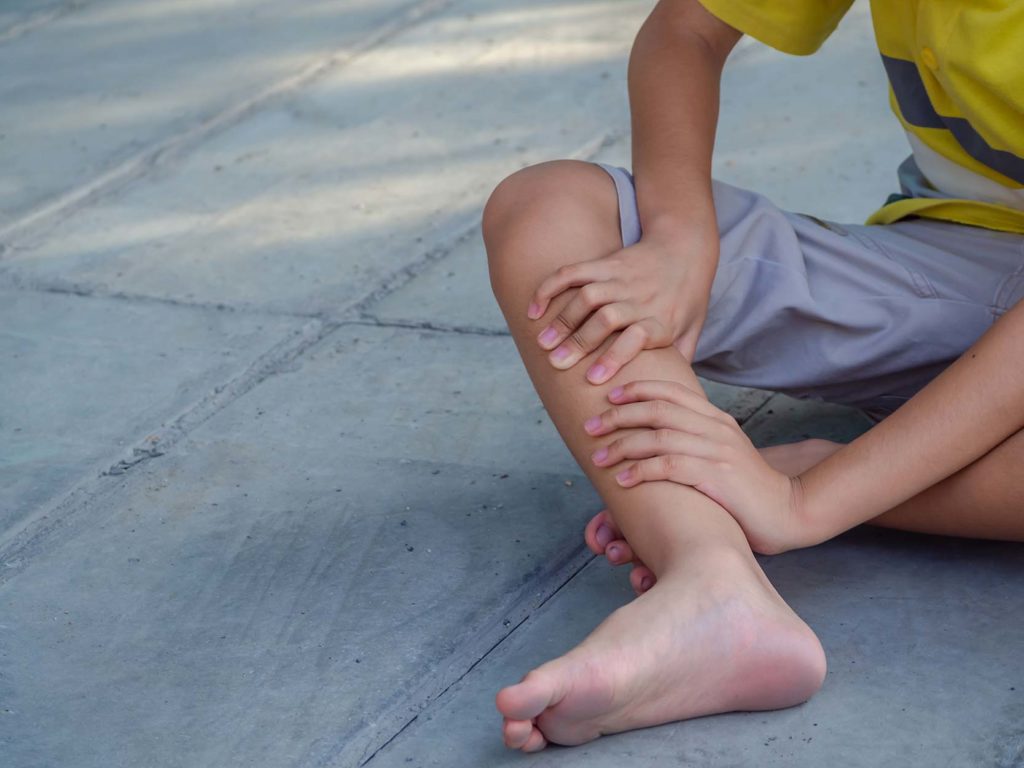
[483,0,1024,752]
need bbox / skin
[483,0,1024,752]
[485,160,826,751]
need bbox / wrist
[787,472,824,550]
[642,208,717,242]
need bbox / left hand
[584,379,812,555]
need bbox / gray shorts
[596,163,1024,423]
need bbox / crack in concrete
[0,0,456,248]
[354,551,596,767]
[306,543,597,768]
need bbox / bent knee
[482,160,619,293]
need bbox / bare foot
[585,439,845,595]
[496,551,826,750]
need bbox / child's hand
[527,228,717,384]
[584,380,815,555]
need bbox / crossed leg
[588,430,1024,597]
[483,160,826,751]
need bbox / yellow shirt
[695,0,1024,233]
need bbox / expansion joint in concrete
[0,269,331,319]
[0,316,342,579]
[346,316,510,338]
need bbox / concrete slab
[742,393,875,447]
[0,453,595,768]
[3,0,647,314]
[0,321,787,767]
[366,529,1024,768]
[1,322,601,767]
[0,289,301,539]
[0,0,72,37]
[0,0,433,232]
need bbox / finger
[528,261,613,320]
[629,563,656,595]
[585,399,726,438]
[583,509,623,554]
[547,296,635,370]
[584,319,659,385]
[615,453,717,488]
[593,429,722,468]
[537,281,619,351]
[521,727,548,753]
[608,379,727,423]
[503,718,534,749]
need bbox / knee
[482,160,613,299]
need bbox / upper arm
[684,0,856,57]
[647,0,744,66]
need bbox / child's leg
[483,160,825,751]
[761,429,1024,542]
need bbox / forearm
[797,299,1024,543]
[628,0,739,245]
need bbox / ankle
[657,541,761,585]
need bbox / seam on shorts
[846,228,939,299]
[990,238,1024,317]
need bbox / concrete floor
[1,1,1022,766]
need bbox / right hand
[528,224,719,385]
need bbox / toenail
[640,576,652,590]
[607,544,620,560]
[595,524,613,548]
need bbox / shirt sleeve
[695,0,856,55]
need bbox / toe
[605,539,635,565]
[495,667,567,722]
[629,563,655,595]
[502,718,533,749]
[584,509,622,554]
[521,726,548,753]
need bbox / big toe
[496,668,564,721]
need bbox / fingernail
[640,576,653,591]
[607,544,620,560]
[615,468,632,483]
[537,327,558,347]
[609,386,624,400]
[586,364,607,383]
[551,345,570,362]
[584,416,601,433]
[528,302,541,319]
[595,524,613,548]
[591,446,608,464]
